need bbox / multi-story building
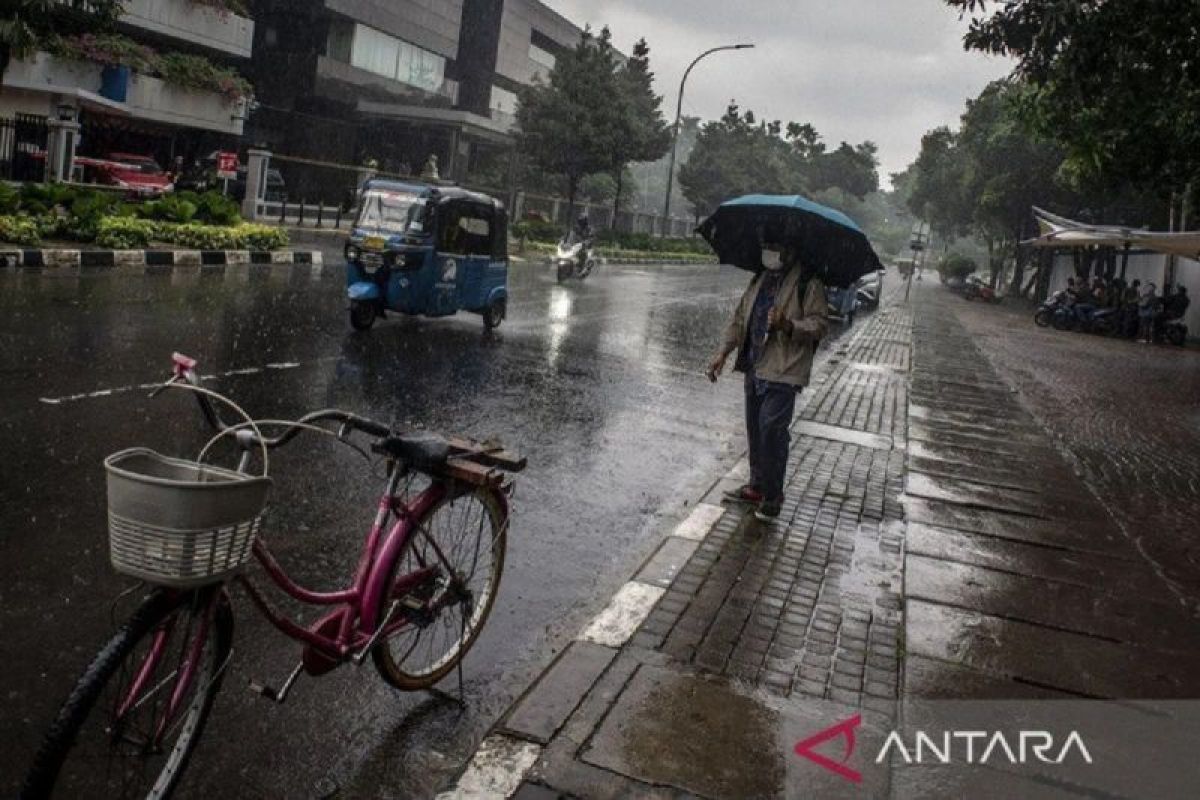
[0,0,255,180]
[245,0,584,200]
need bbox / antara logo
[794,716,1093,784]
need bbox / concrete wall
[496,0,584,85]
[122,0,255,58]
[0,87,53,117]
[324,0,463,60]
[1050,251,1200,336]
[2,53,246,136]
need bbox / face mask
[762,249,783,271]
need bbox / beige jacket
[721,265,828,387]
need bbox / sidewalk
[439,282,1200,799]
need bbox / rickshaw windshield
[356,190,428,235]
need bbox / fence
[252,152,696,237]
[0,114,49,182]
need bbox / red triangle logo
[794,714,863,783]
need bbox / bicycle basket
[104,448,272,588]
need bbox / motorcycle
[963,277,1001,303]
[1034,290,1068,327]
[554,233,595,282]
[1156,316,1189,346]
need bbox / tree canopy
[515,28,670,219]
[677,103,879,217]
[946,0,1200,208]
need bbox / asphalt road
[0,258,762,798]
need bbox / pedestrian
[1122,279,1141,338]
[706,239,829,521]
[1137,281,1157,342]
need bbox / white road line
[38,361,304,406]
[672,503,726,541]
[435,735,541,800]
[579,581,665,647]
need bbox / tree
[678,103,800,216]
[946,0,1200,221]
[805,141,880,199]
[0,0,125,82]
[907,126,971,242]
[606,38,670,227]
[515,27,621,216]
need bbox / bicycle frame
[116,468,507,742]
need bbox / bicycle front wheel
[373,486,507,690]
[22,587,233,800]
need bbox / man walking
[706,242,829,521]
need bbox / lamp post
[661,43,754,235]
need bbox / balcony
[121,0,254,58]
[3,53,247,136]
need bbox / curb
[0,249,323,271]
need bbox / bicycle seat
[373,432,451,473]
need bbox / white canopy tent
[1026,207,1200,259]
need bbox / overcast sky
[543,0,1012,188]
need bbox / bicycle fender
[348,281,381,302]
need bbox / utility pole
[906,221,928,302]
[661,43,753,236]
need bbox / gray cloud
[542,0,1011,185]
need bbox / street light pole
[661,43,753,236]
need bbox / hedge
[95,217,289,250]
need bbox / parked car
[84,153,173,197]
[176,153,288,203]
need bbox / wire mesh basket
[105,448,272,588]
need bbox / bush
[239,224,288,251]
[0,183,19,214]
[0,215,41,246]
[190,190,241,225]
[512,219,561,242]
[937,252,977,283]
[95,216,154,249]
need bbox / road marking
[579,581,665,647]
[435,735,541,800]
[672,503,726,541]
[37,361,305,406]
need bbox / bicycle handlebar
[162,352,391,449]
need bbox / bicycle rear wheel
[373,486,506,690]
[22,587,233,800]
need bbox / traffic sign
[216,151,238,180]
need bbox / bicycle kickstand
[250,661,304,704]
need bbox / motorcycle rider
[572,213,594,270]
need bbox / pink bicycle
[22,354,525,799]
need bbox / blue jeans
[744,376,798,503]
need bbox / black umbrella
[697,194,882,287]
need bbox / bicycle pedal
[249,661,303,704]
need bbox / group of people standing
[1064,275,1189,342]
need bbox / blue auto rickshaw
[345,179,509,331]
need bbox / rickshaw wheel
[483,298,506,329]
[350,302,377,331]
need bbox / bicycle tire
[21,587,233,800]
[373,486,507,690]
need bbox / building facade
[244,0,584,202]
[0,0,256,181]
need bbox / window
[490,85,518,116]
[346,23,447,93]
[351,24,399,78]
[529,42,556,72]
[439,203,492,256]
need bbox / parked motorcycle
[963,277,1001,303]
[1157,317,1189,346]
[1034,290,1068,327]
[554,233,595,282]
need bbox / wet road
[0,259,758,798]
